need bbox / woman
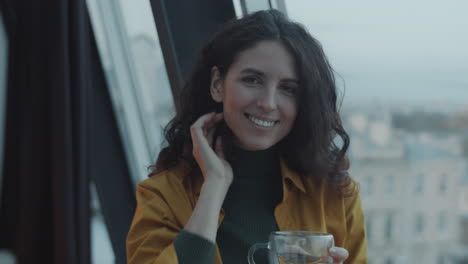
[127,10,367,264]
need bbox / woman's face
[210,40,299,150]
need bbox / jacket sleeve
[126,183,182,264]
[126,180,217,264]
[343,186,368,264]
[174,229,216,264]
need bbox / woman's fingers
[191,113,214,142]
[191,113,216,142]
[329,247,349,264]
[190,112,224,155]
[206,113,223,145]
[190,113,232,182]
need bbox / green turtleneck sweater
[174,146,283,264]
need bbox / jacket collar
[280,159,306,193]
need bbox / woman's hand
[185,112,233,242]
[190,112,233,187]
[329,247,349,264]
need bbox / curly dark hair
[150,10,352,197]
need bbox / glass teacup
[248,231,334,264]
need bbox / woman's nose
[256,88,277,112]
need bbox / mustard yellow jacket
[126,161,368,264]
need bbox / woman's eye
[242,76,261,84]
[281,85,297,95]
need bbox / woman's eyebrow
[240,67,299,83]
[282,78,299,84]
[240,67,266,77]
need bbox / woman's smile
[245,113,278,128]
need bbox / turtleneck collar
[229,145,280,181]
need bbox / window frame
[0,11,8,207]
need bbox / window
[366,216,372,242]
[0,11,8,199]
[385,257,393,264]
[87,0,174,184]
[439,173,447,194]
[384,175,395,198]
[384,215,393,242]
[234,0,288,15]
[285,1,468,264]
[438,212,447,232]
[437,255,445,264]
[86,0,174,262]
[364,176,374,197]
[415,213,425,235]
[415,173,424,196]
[90,184,114,263]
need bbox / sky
[285,0,468,105]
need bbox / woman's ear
[210,66,224,103]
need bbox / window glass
[237,0,288,16]
[90,183,114,263]
[86,0,174,262]
[87,0,174,185]
[0,12,8,200]
[285,1,468,263]
[0,12,13,264]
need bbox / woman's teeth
[247,115,276,127]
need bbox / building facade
[345,109,467,264]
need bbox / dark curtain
[0,0,91,263]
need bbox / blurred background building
[343,104,468,264]
[0,0,467,263]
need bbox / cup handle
[247,243,269,264]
